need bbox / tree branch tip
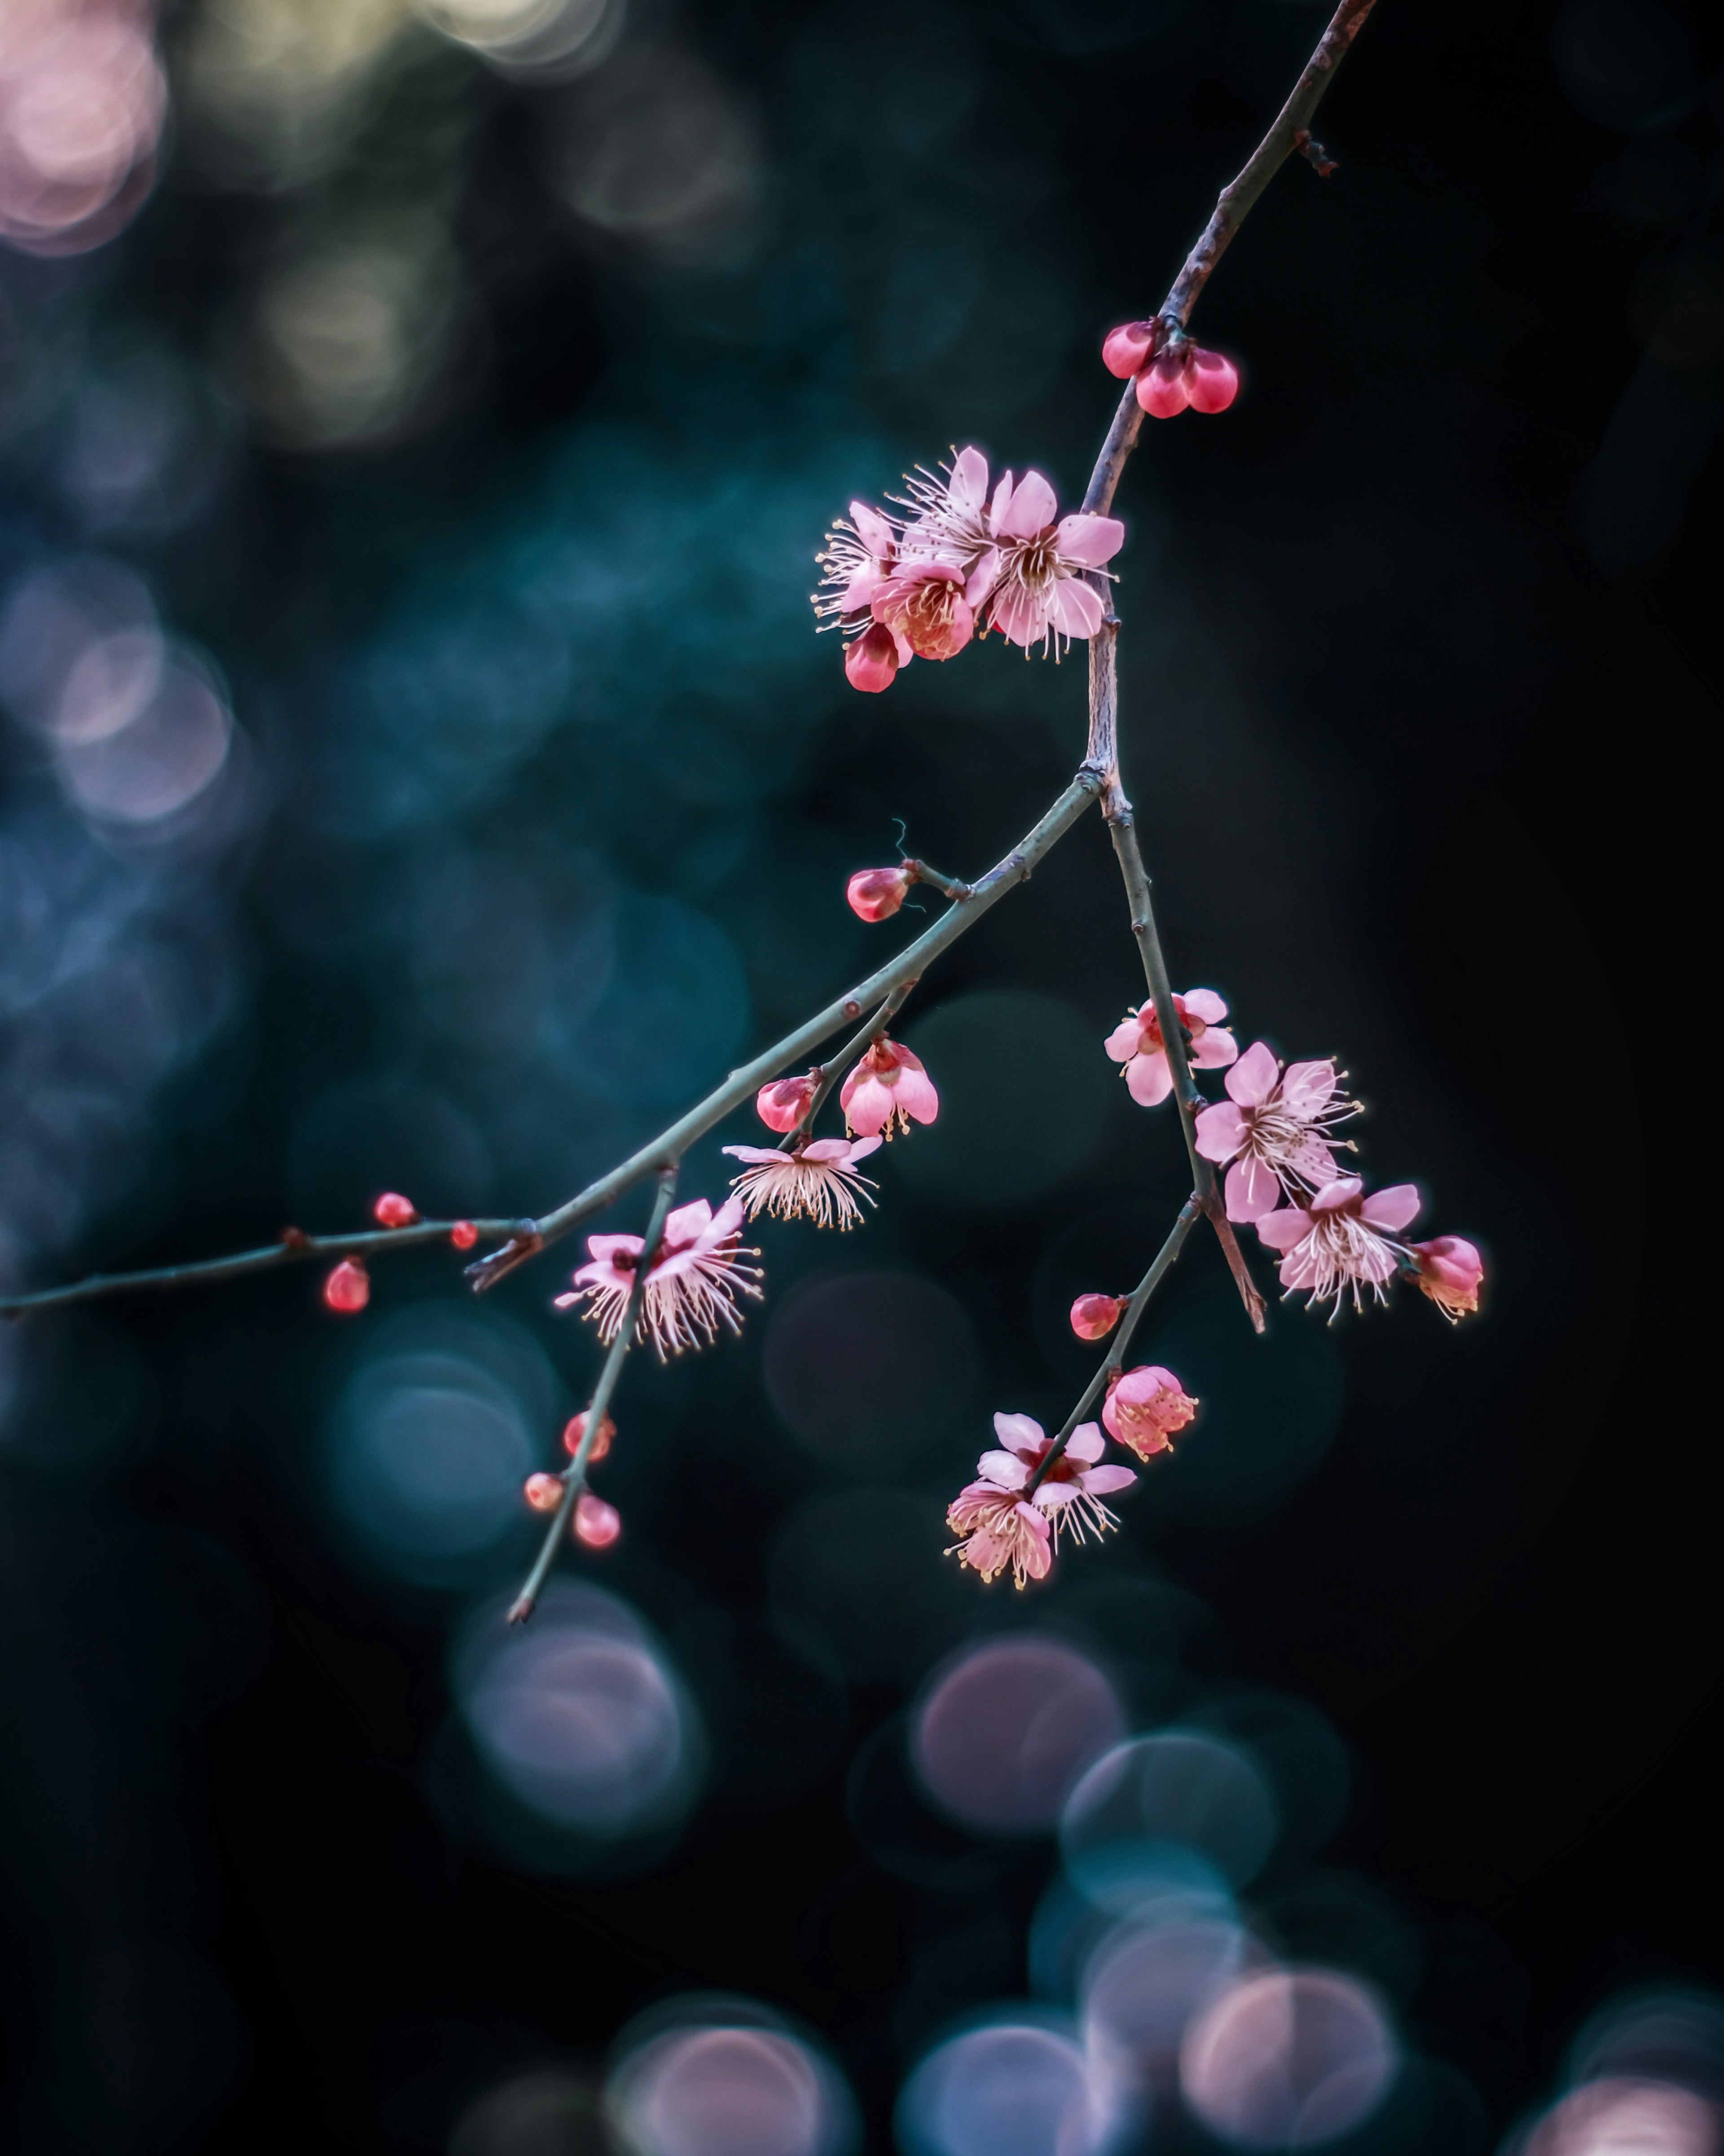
[506,1595,536,1625]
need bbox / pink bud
[756,1071,818,1134]
[1102,320,1157,379]
[847,866,911,922]
[322,1258,370,1314]
[1186,346,1240,414]
[524,1472,563,1512]
[573,1492,621,1549]
[1409,1235,1484,1321]
[450,1220,478,1250]
[562,1411,615,1462]
[1070,1293,1127,1342]
[844,621,900,693]
[1102,1363,1197,1460]
[1136,352,1192,419]
[373,1191,418,1227]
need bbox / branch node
[1294,128,1338,176]
[466,1230,545,1296]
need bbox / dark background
[2,0,1718,2148]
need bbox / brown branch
[1083,0,1379,519]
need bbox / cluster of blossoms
[1102,986,1484,1321]
[1101,318,1241,419]
[814,447,1125,693]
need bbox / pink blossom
[1070,1292,1127,1342]
[1254,1176,1423,1316]
[945,1483,1051,1589]
[979,1410,1138,1547]
[721,1136,882,1229]
[373,1190,418,1227]
[1101,1365,1198,1460]
[524,1471,563,1512]
[1194,1040,1357,1222]
[756,1071,818,1134]
[555,1196,763,1358]
[816,500,912,691]
[323,1258,369,1313]
[573,1492,621,1549]
[1104,989,1237,1107]
[1120,339,1240,419]
[847,866,911,922]
[871,560,974,661]
[1408,1235,1484,1322]
[844,621,902,693]
[840,1038,938,1139]
[898,448,1126,657]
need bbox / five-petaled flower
[945,1481,1052,1589]
[1102,1364,1198,1459]
[1407,1235,1484,1322]
[981,1411,1138,1547]
[722,1136,883,1229]
[841,1038,939,1139]
[1102,320,1240,418]
[1254,1176,1422,1316]
[1104,989,1237,1107]
[1195,1040,1357,1221]
[555,1197,763,1358]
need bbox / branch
[1082,0,1378,520]
[507,1165,679,1624]
[1024,1197,1203,1498]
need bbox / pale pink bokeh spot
[0,2,167,256]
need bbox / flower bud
[1408,1235,1483,1321]
[844,620,901,693]
[373,1191,418,1227]
[573,1492,621,1549]
[450,1220,478,1250]
[1186,346,1240,414]
[1102,1363,1197,1459]
[524,1472,563,1512]
[1070,1292,1127,1341]
[1102,320,1157,379]
[756,1071,818,1134]
[562,1411,616,1462]
[847,866,911,922]
[1136,352,1192,419]
[322,1257,369,1313]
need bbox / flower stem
[507,1164,680,1625]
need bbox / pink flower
[1104,990,1237,1107]
[573,1492,621,1549]
[847,866,911,922]
[1070,1292,1127,1342]
[756,1071,818,1134]
[871,560,974,661]
[1108,329,1240,419]
[980,1410,1138,1547]
[945,1483,1052,1589]
[373,1190,418,1227]
[721,1136,882,1229]
[524,1471,563,1512]
[844,621,902,693]
[323,1258,369,1313]
[1408,1235,1484,1322]
[1194,1041,1358,1221]
[899,448,1126,657]
[1254,1176,1423,1316]
[1101,1365,1198,1460]
[840,1038,938,1139]
[555,1196,763,1359]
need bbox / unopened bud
[322,1258,369,1313]
[756,1071,818,1134]
[563,1411,616,1462]
[523,1472,563,1512]
[847,866,911,922]
[1101,319,1157,379]
[450,1220,479,1250]
[1186,346,1240,414]
[1136,351,1192,419]
[374,1191,418,1228]
[1408,1236,1483,1321]
[1070,1292,1127,1341]
[573,1492,621,1549]
[844,621,901,693]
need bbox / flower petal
[1125,1052,1174,1107]
[1190,1027,1238,1068]
[1310,1176,1364,1214]
[1066,1422,1105,1463]
[1181,989,1228,1025]
[993,1411,1045,1454]
[997,469,1058,538]
[1195,1101,1247,1164]
[1225,1155,1284,1222]
[1254,1207,1314,1250]
[1081,1464,1138,1496]
[977,1449,1030,1488]
[1281,1059,1337,1116]
[1054,513,1126,567]
[1226,1040,1280,1107]
[950,447,990,513]
[1360,1182,1423,1232]
[1046,577,1105,640]
[1103,1018,1145,1063]
[850,501,896,557]
[722,1146,790,1164]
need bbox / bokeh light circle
[911,1636,1125,1835]
[1180,1969,1397,2148]
[764,1270,978,1469]
[897,2019,1120,2156]
[1082,1915,1253,2093]
[1522,2076,1720,2156]
[608,2001,857,2156]
[1060,1733,1279,1918]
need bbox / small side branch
[507,1165,680,1625]
[1109,815,1267,1334]
[1024,1197,1202,1497]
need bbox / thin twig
[1024,1197,1203,1497]
[507,1165,680,1624]
[785,981,918,1150]
[1082,0,1379,520]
